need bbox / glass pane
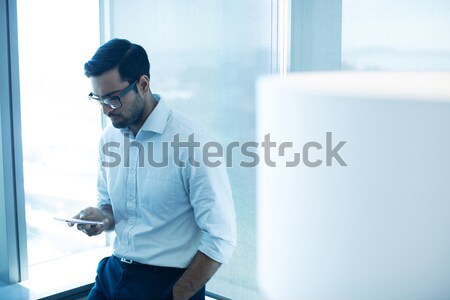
[17,0,105,268]
[109,1,272,299]
[342,0,450,70]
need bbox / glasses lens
[88,93,100,101]
[88,94,121,109]
[88,94,103,107]
[104,97,121,109]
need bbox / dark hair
[84,38,150,83]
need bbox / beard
[110,116,129,128]
[109,95,145,129]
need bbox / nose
[102,104,113,115]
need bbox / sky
[343,0,450,52]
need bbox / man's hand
[68,205,114,236]
[173,251,221,300]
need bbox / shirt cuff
[198,231,236,264]
[97,198,111,207]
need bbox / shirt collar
[120,94,170,136]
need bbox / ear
[137,75,150,95]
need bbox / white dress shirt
[97,95,236,268]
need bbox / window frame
[0,0,28,285]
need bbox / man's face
[90,68,145,129]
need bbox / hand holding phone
[54,217,104,225]
[64,206,111,236]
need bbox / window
[106,1,274,298]
[6,0,448,297]
[342,0,450,71]
[17,0,106,269]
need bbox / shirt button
[130,168,135,173]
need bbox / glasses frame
[88,80,138,110]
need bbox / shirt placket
[123,139,139,252]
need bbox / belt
[113,255,186,271]
[120,257,134,264]
[114,255,144,265]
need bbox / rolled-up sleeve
[186,139,237,264]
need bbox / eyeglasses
[88,80,137,110]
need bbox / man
[70,38,236,300]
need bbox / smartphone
[54,217,104,225]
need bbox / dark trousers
[87,256,205,300]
